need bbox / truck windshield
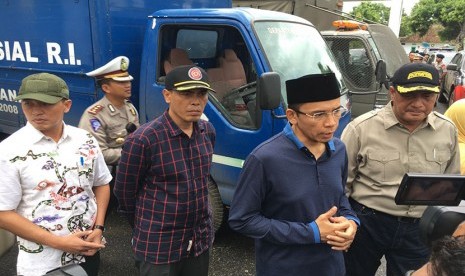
[254,21,347,104]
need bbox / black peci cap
[286,73,341,104]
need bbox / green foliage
[408,0,438,36]
[348,1,412,37]
[399,16,412,37]
[409,0,465,41]
[350,2,390,24]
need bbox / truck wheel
[208,178,224,232]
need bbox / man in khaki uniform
[342,63,460,276]
[79,56,139,166]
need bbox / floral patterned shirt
[0,122,112,276]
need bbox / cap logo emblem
[120,58,128,71]
[408,71,432,80]
[188,67,202,80]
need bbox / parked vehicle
[232,0,343,30]
[230,2,393,118]
[439,51,465,106]
[321,21,408,117]
[0,0,351,230]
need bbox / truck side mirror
[258,72,281,110]
[375,59,387,85]
[447,63,458,71]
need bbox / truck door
[141,21,278,206]
[325,37,377,117]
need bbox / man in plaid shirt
[114,65,216,276]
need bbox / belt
[349,198,420,223]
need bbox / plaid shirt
[114,110,215,264]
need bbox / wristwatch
[93,224,105,232]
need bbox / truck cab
[321,21,409,117]
[140,8,351,214]
[0,2,351,230]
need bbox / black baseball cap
[391,63,440,94]
[165,65,215,93]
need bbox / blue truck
[0,0,351,229]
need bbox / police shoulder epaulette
[88,105,104,115]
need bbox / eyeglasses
[295,106,348,121]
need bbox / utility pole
[388,0,403,37]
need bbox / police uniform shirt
[78,96,139,165]
[341,103,460,218]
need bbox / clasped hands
[54,229,106,256]
[315,206,357,251]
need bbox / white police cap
[86,56,133,81]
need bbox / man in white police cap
[78,56,140,166]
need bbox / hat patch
[188,67,203,81]
[407,71,432,81]
[121,58,128,71]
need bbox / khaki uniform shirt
[342,103,460,218]
[79,96,139,165]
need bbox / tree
[350,2,390,25]
[348,2,412,37]
[409,0,465,42]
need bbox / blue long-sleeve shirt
[229,123,359,276]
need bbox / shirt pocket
[366,150,401,183]
[425,150,450,173]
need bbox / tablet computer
[395,173,465,206]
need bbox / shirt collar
[283,122,335,152]
[162,109,204,137]
[382,102,435,130]
[25,121,69,143]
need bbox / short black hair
[97,78,113,88]
[430,235,465,276]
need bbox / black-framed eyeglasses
[295,106,348,121]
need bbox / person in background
[413,53,424,63]
[342,63,460,276]
[409,51,417,63]
[432,54,447,83]
[424,53,431,64]
[0,73,111,276]
[229,73,359,276]
[79,56,139,210]
[79,56,139,167]
[114,65,216,276]
[444,99,465,174]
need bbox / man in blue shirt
[229,73,359,276]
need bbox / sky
[343,0,420,15]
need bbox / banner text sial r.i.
[0,41,81,65]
